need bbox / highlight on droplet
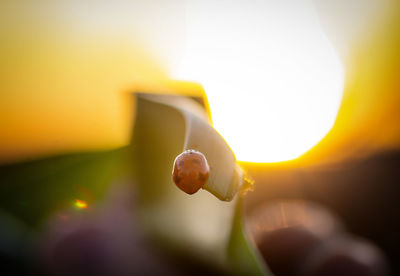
[74,199,88,210]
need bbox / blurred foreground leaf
[0,91,269,275]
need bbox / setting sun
[174,0,344,162]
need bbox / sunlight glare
[74,199,88,209]
[174,0,344,162]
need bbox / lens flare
[74,199,88,210]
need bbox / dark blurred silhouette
[245,149,400,275]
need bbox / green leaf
[0,149,125,226]
[131,93,270,274]
[131,93,242,201]
[228,196,270,275]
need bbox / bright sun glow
[174,0,344,162]
[74,199,88,209]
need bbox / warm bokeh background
[1,0,400,274]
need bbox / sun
[173,0,344,163]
